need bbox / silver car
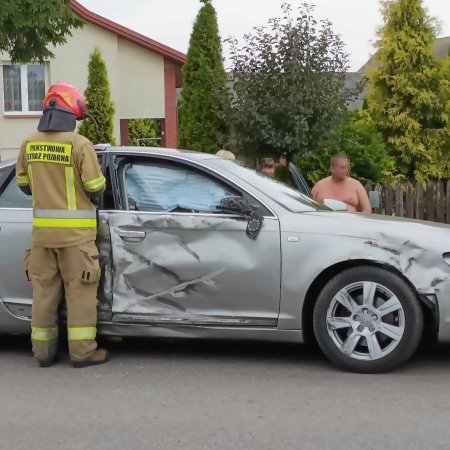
[1,146,449,373]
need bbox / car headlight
[444,253,450,267]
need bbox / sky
[78,0,450,71]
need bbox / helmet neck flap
[38,109,77,132]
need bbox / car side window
[123,161,239,213]
[0,171,33,208]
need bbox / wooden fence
[364,181,450,224]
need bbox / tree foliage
[79,48,116,145]
[225,3,360,165]
[365,0,450,182]
[295,111,394,185]
[0,0,84,63]
[128,119,161,147]
[178,0,227,152]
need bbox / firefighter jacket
[16,131,106,248]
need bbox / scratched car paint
[0,146,449,373]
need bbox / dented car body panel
[277,211,450,330]
[108,211,281,324]
[1,148,450,349]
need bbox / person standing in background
[312,154,371,213]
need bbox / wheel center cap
[356,309,374,327]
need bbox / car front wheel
[313,266,424,373]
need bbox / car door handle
[118,230,146,241]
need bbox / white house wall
[0,116,37,161]
[52,24,121,147]
[0,21,167,161]
[117,38,165,119]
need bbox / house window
[2,63,47,114]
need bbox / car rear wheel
[313,266,424,373]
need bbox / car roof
[95,145,220,163]
[0,146,224,169]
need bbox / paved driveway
[1,336,449,450]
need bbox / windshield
[210,159,329,213]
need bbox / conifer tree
[128,119,160,147]
[365,0,450,181]
[79,48,116,145]
[178,0,227,152]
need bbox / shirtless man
[311,155,372,213]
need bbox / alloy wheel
[326,281,405,361]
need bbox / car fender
[278,230,449,330]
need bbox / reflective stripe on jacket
[15,131,105,247]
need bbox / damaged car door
[108,155,281,326]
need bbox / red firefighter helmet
[42,82,87,120]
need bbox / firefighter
[16,82,110,368]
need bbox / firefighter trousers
[25,241,100,362]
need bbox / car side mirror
[219,196,253,215]
[323,198,348,212]
[219,196,264,240]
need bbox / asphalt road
[1,335,450,450]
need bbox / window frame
[2,62,48,116]
[112,154,272,217]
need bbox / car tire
[313,266,424,373]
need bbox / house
[346,36,450,110]
[0,0,186,161]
